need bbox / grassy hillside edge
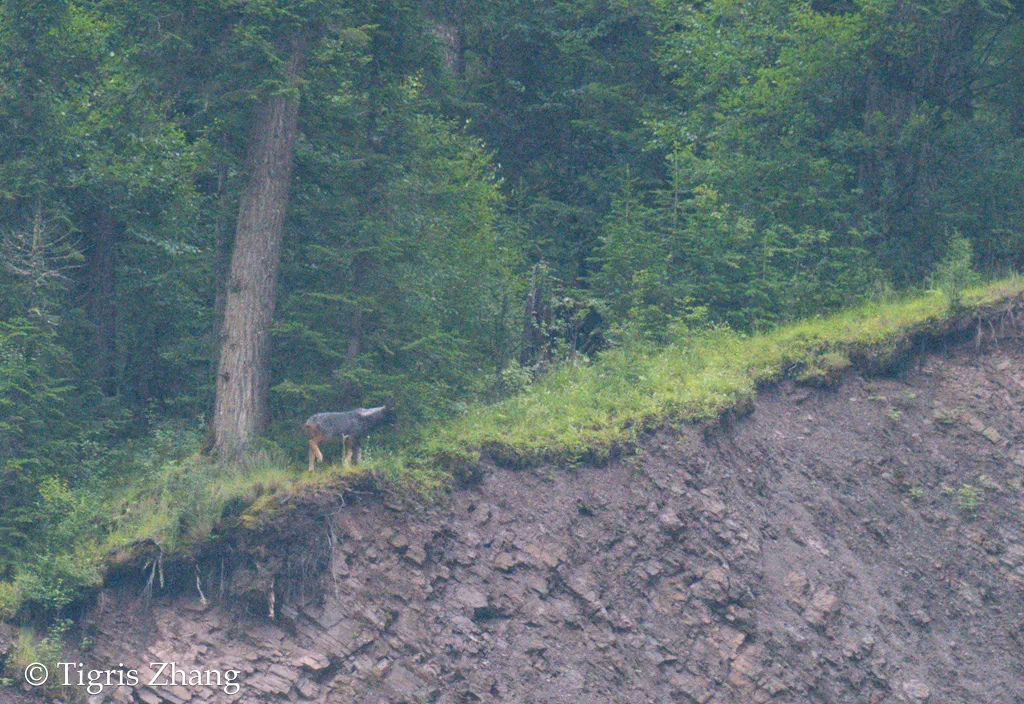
[132,278,1024,557]
[418,278,1024,473]
[5,279,1022,624]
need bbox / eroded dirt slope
[57,335,1024,702]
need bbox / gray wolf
[302,405,391,471]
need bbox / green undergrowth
[101,440,451,564]
[105,450,372,560]
[415,277,1024,469]
[0,450,380,620]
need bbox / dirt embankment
[23,328,1024,703]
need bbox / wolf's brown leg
[308,439,317,472]
[352,438,362,465]
[309,438,324,472]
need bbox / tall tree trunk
[422,0,467,77]
[210,166,233,378]
[84,205,119,396]
[213,43,303,456]
[345,250,369,368]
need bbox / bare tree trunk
[84,206,119,396]
[422,0,467,77]
[344,250,369,367]
[213,43,304,456]
[210,167,233,373]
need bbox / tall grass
[105,447,357,558]
[414,278,1023,467]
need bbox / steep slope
[23,329,1024,703]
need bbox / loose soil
[14,329,1024,703]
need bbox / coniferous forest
[2,0,1024,624]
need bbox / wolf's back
[304,411,358,438]
[303,406,388,439]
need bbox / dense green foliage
[1,0,1023,622]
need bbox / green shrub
[929,235,982,311]
[9,479,104,614]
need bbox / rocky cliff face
[38,335,1024,702]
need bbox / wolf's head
[358,403,394,429]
